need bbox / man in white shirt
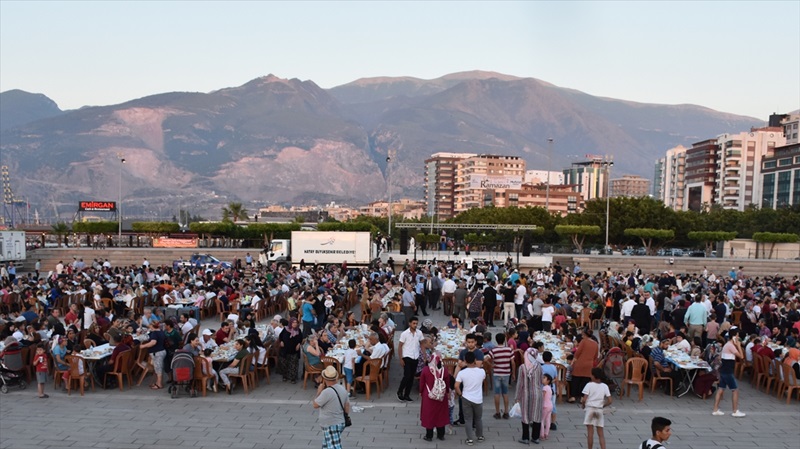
[396,316,424,402]
[673,333,691,353]
[620,295,637,323]
[441,276,457,316]
[455,351,486,445]
[515,280,527,320]
[200,329,218,351]
[179,313,198,336]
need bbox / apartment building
[714,128,785,210]
[684,139,719,211]
[424,152,476,220]
[562,157,613,202]
[761,115,800,208]
[610,175,650,198]
[453,154,526,214]
[498,183,583,216]
[656,145,687,210]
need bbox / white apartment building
[714,128,785,210]
[453,155,526,214]
[658,145,687,210]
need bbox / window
[764,160,777,169]
[794,170,800,206]
[779,158,792,167]
[776,171,791,207]
[762,173,775,208]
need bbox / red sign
[79,201,117,212]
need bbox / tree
[752,232,799,259]
[555,225,601,254]
[51,222,69,247]
[221,202,249,222]
[687,231,737,256]
[623,228,675,255]
[131,222,181,234]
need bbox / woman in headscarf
[279,318,303,383]
[741,301,758,336]
[515,348,544,444]
[419,353,451,441]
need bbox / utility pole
[546,138,553,212]
[604,155,614,251]
[387,149,395,239]
[117,153,126,244]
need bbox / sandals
[38,394,49,399]
[150,384,162,390]
[493,412,502,419]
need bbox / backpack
[427,368,446,401]
[641,442,663,449]
[603,347,625,379]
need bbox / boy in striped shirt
[487,333,513,419]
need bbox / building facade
[684,139,719,211]
[610,175,650,198]
[657,145,687,210]
[499,183,583,216]
[714,128,785,210]
[453,155,526,214]
[760,115,800,209]
[424,152,476,220]
[562,157,613,202]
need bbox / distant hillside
[0,72,764,220]
[0,89,63,132]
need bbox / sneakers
[550,422,557,430]
[732,410,747,418]
[518,439,530,445]
[397,393,405,403]
[477,436,485,442]
[422,436,433,442]
[712,410,725,416]
[466,439,474,446]
[532,439,540,444]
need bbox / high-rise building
[424,152,475,220]
[500,183,583,215]
[714,128,785,210]
[653,158,665,199]
[658,145,687,210]
[453,155,526,214]
[610,175,650,198]
[684,139,719,211]
[761,115,800,209]
[562,157,613,202]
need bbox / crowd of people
[0,254,799,448]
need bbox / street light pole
[604,155,613,251]
[118,154,126,245]
[387,149,395,239]
[546,138,553,212]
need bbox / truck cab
[263,239,291,269]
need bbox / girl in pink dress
[541,374,554,439]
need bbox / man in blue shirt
[684,295,708,344]
[650,339,679,394]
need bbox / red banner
[153,237,197,248]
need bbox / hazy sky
[1,1,798,118]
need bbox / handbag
[327,386,352,427]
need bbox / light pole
[429,195,436,234]
[117,154,126,244]
[603,155,614,251]
[546,138,553,212]
[386,149,395,239]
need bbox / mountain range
[0,71,763,220]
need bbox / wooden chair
[228,353,254,394]
[552,362,569,403]
[303,351,324,390]
[442,358,459,377]
[193,356,216,397]
[322,356,345,385]
[778,363,800,404]
[648,357,673,396]
[624,357,649,401]
[355,357,382,400]
[104,349,133,391]
[66,355,95,396]
[752,354,768,389]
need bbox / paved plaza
[2,313,798,449]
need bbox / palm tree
[51,222,69,247]
[221,202,249,222]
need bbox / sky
[1,1,798,119]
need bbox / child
[541,374,554,439]
[581,367,612,449]
[201,348,219,392]
[343,339,357,398]
[640,416,672,449]
[446,375,456,435]
[32,344,49,398]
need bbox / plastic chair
[764,358,783,396]
[355,358,382,400]
[552,362,570,402]
[303,351,324,390]
[193,356,216,397]
[752,354,768,389]
[104,349,133,391]
[648,357,673,396]
[228,353,254,394]
[66,355,95,396]
[322,356,345,385]
[624,357,649,401]
[778,363,800,404]
[442,358,459,377]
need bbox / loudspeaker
[522,231,532,257]
[399,229,408,255]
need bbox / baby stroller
[168,350,196,398]
[0,347,28,394]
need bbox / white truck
[0,231,26,263]
[261,231,377,269]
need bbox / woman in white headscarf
[515,347,544,444]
